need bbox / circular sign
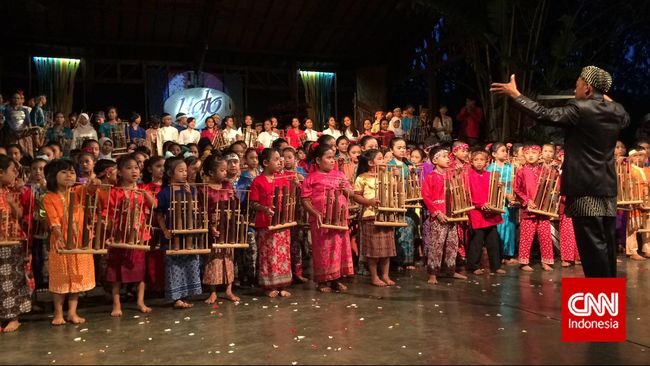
[164,88,233,129]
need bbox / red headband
[452,143,469,153]
[523,145,541,152]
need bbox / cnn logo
[567,292,618,316]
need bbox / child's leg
[111,281,122,317]
[467,228,485,272]
[136,281,151,313]
[485,227,504,273]
[2,317,21,332]
[52,293,66,325]
[204,285,218,304]
[426,220,446,275]
[379,258,395,285]
[442,223,465,278]
[518,219,536,270]
[536,220,555,268]
[224,283,240,302]
[368,258,385,286]
[67,293,86,324]
[560,216,578,263]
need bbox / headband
[522,146,541,152]
[452,143,469,153]
[432,149,449,160]
[628,149,644,157]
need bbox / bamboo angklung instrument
[527,165,561,218]
[373,166,408,227]
[486,169,506,213]
[211,128,229,150]
[166,183,210,255]
[58,184,111,255]
[110,121,129,157]
[0,195,22,246]
[321,176,350,231]
[212,189,251,249]
[268,174,298,231]
[404,167,423,208]
[106,188,153,251]
[617,159,644,206]
[444,168,474,222]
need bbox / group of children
[0,111,644,334]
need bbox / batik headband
[452,143,469,153]
[522,145,541,152]
[432,149,449,160]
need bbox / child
[353,149,396,287]
[0,156,30,332]
[451,141,470,260]
[43,159,99,325]
[421,146,467,284]
[94,159,118,186]
[178,118,200,145]
[22,158,49,295]
[386,137,416,270]
[76,152,96,184]
[514,144,555,271]
[487,143,518,265]
[156,113,179,156]
[541,143,556,166]
[302,144,354,292]
[235,149,259,288]
[336,136,351,164]
[104,155,155,317]
[225,153,241,186]
[98,137,114,161]
[466,150,506,275]
[303,118,319,142]
[374,118,395,148]
[142,156,166,293]
[282,147,308,283]
[625,147,648,261]
[185,156,202,184]
[156,157,203,309]
[199,155,240,303]
[362,119,373,136]
[81,139,101,160]
[286,117,306,149]
[283,147,307,178]
[249,148,293,297]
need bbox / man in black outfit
[490,66,629,277]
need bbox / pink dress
[301,170,354,283]
[198,183,235,285]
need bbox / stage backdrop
[164,88,233,130]
[355,66,387,124]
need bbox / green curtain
[33,57,81,115]
[299,71,334,129]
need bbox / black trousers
[571,216,617,277]
[467,226,501,272]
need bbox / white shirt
[344,129,359,142]
[157,126,179,155]
[258,131,279,148]
[178,129,200,145]
[237,127,258,146]
[323,128,342,140]
[304,129,319,142]
[223,128,239,144]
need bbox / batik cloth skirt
[164,254,202,301]
[0,246,32,320]
[360,218,396,258]
[256,228,292,289]
[309,226,354,283]
[203,249,235,285]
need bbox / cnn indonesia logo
[562,278,626,342]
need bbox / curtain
[33,57,81,115]
[299,71,334,129]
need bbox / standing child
[155,157,202,309]
[234,148,260,287]
[105,155,156,316]
[142,156,165,293]
[0,156,30,332]
[199,155,240,303]
[283,147,308,283]
[353,149,396,286]
[76,152,96,184]
[302,144,355,292]
[487,143,518,264]
[514,144,555,272]
[421,146,468,284]
[466,150,506,275]
[249,148,293,297]
[43,159,99,325]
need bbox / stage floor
[2,259,649,365]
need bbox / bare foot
[542,264,554,272]
[137,304,152,313]
[575,260,582,265]
[3,320,21,332]
[381,276,396,286]
[334,281,348,292]
[110,308,123,317]
[427,275,438,285]
[561,261,571,267]
[473,269,485,275]
[224,292,240,302]
[173,300,193,309]
[371,278,387,287]
[51,317,66,326]
[453,272,467,280]
[521,265,534,272]
[279,290,291,297]
[204,292,218,304]
[629,253,646,261]
[67,314,86,324]
[494,268,507,274]
[318,284,332,293]
[507,259,519,265]
[265,290,279,298]
[294,275,309,283]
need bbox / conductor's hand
[490,75,521,99]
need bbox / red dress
[142,182,164,291]
[467,169,503,229]
[286,129,306,149]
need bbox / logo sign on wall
[164,88,233,130]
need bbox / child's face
[188,120,196,129]
[119,160,140,184]
[30,161,46,183]
[232,144,245,160]
[246,152,259,170]
[363,120,372,130]
[328,118,336,128]
[265,151,282,174]
[101,142,113,154]
[170,162,188,183]
[51,145,62,158]
[615,141,626,157]
[255,125,263,133]
[41,147,54,161]
[227,159,240,176]
[56,168,77,188]
[150,159,164,180]
[292,118,300,128]
[264,121,272,132]
[392,119,400,128]
[384,151,393,161]
[410,151,423,165]
[317,148,336,172]
[88,142,100,159]
[492,146,508,161]
[296,150,306,161]
[0,161,18,186]
[108,109,117,121]
[380,120,389,131]
[362,138,378,151]
[349,146,361,164]
[189,146,199,158]
[337,139,349,153]
[305,120,313,129]
[170,145,182,156]
[54,113,65,126]
[245,116,253,126]
[542,145,555,161]
[471,153,488,171]
[162,116,172,126]
[283,151,297,170]
[524,148,540,164]
[211,161,228,183]
[433,151,450,168]
[453,147,469,162]
[206,118,215,129]
[369,152,385,171]
[391,140,406,159]
[79,155,95,174]
[7,147,21,162]
[343,117,352,127]
[188,161,202,181]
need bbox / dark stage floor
[2,259,649,365]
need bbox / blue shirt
[126,125,146,141]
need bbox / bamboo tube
[173,189,182,251]
[66,190,75,250]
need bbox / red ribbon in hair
[452,143,469,153]
[522,145,541,152]
[312,142,320,150]
[82,147,94,154]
